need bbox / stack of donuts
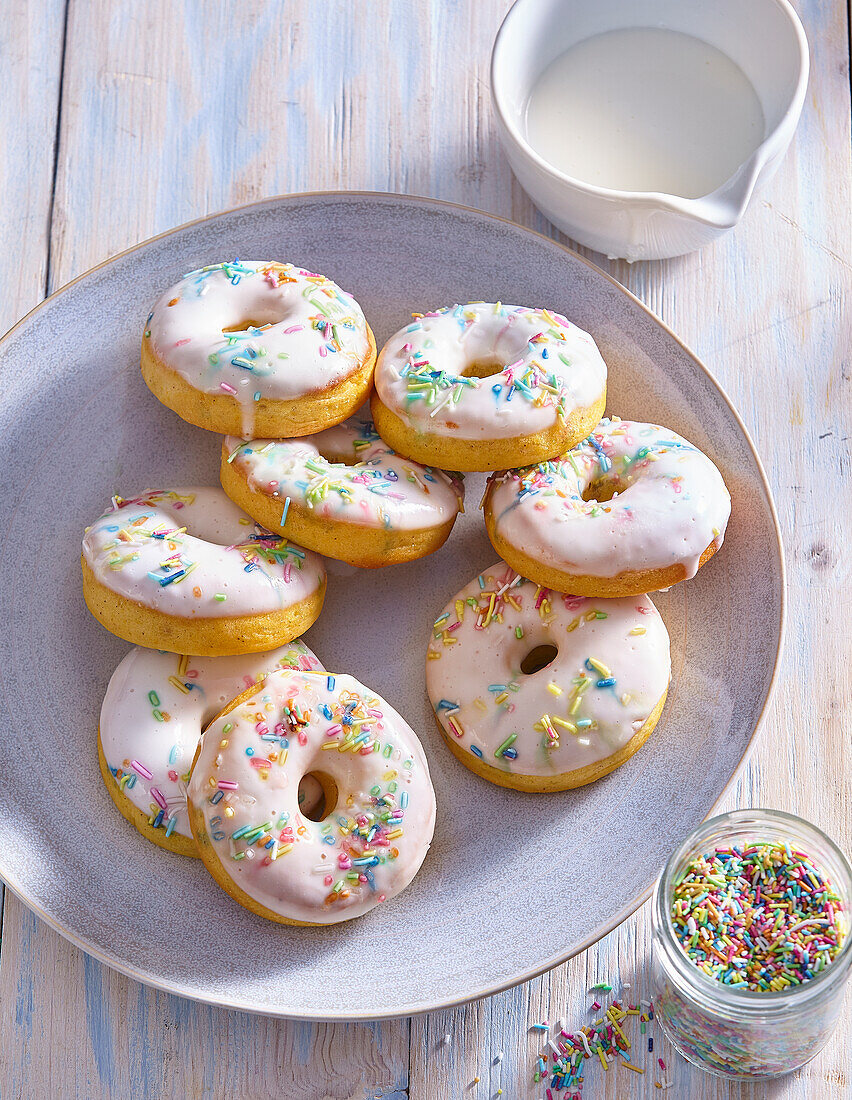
[81,259,731,927]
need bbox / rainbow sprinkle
[670,842,846,990]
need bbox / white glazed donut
[370,303,607,471]
[187,668,437,925]
[98,641,325,856]
[81,488,326,655]
[220,414,465,567]
[484,417,731,597]
[141,260,376,438]
[426,561,671,791]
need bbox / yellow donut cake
[484,417,731,597]
[141,260,376,438]
[370,303,607,471]
[188,669,436,925]
[426,562,671,791]
[82,488,326,655]
[220,413,465,567]
[98,640,324,855]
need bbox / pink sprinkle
[297,731,308,746]
[220,382,238,395]
[217,780,239,791]
[658,1058,667,1070]
[150,787,168,809]
[131,760,153,780]
[250,758,272,769]
[338,855,352,870]
[401,342,412,351]
[283,562,292,582]
[326,725,342,737]
[282,325,303,335]
[318,345,327,358]
[324,875,333,886]
[174,337,191,346]
[591,1001,601,1011]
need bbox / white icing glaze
[374,303,607,440]
[188,669,436,924]
[100,642,325,840]
[486,418,731,579]
[82,488,326,618]
[225,413,464,531]
[426,562,671,777]
[145,260,372,422]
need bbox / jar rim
[654,808,852,1011]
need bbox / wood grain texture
[1,0,850,1097]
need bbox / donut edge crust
[82,557,326,656]
[140,326,377,438]
[483,494,720,597]
[97,727,199,857]
[435,685,668,792]
[369,388,606,473]
[220,441,459,568]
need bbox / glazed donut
[141,260,376,438]
[98,640,324,856]
[220,414,465,568]
[426,562,671,791]
[370,303,607,471]
[82,488,326,656]
[484,418,731,597]
[187,668,436,925]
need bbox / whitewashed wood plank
[0,0,66,330]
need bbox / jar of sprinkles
[651,809,852,1079]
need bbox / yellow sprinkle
[547,682,562,696]
[552,716,578,733]
[584,610,598,622]
[569,695,582,715]
[455,599,465,622]
[597,1047,608,1070]
[427,650,442,660]
[587,658,611,677]
[178,654,189,676]
[274,843,294,858]
[322,741,341,750]
[385,828,404,839]
[620,1060,644,1074]
[474,698,488,711]
[566,618,579,632]
[494,692,509,705]
[168,675,191,694]
[628,627,646,636]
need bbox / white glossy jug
[491,0,809,260]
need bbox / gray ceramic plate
[0,193,783,1020]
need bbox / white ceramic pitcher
[491,0,809,261]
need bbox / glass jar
[651,808,852,1079]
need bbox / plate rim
[0,189,787,1020]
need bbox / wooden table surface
[1,2,849,1097]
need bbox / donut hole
[581,477,621,505]
[222,306,290,334]
[520,643,559,675]
[460,357,506,379]
[316,447,360,468]
[298,771,339,821]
